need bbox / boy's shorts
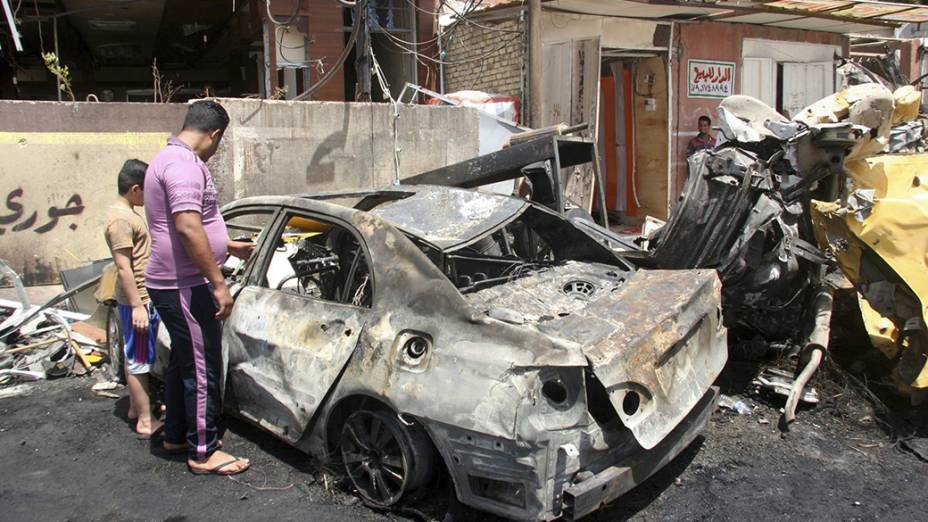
[117,302,161,375]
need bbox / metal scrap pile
[645,87,883,340]
[0,259,110,385]
[838,59,928,154]
[646,81,928,406]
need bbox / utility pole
[528,0,541,128]
[355,0,371,101]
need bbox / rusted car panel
[463,264,726,450]
[218,186,728,520]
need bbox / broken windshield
[368,187,527,249]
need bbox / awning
[473,0,928,34]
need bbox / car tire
[340,408,436,508]
[104,305,125,384]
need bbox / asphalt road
[0,373,925,522]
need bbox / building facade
[442,0,921,220]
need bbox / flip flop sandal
[187,458,250,476]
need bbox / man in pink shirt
[145,101,254,476]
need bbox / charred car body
[217,186,727,520]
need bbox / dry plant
[41,52,75,102]
[269,85,288,100]
[152,59,180,103]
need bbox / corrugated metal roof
[472,0,928,33]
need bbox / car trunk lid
[464,264,728,449]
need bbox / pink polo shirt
[144,137,228,289]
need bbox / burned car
[218,185,727,520]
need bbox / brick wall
[306,0,346,101]
[443,18,525,105]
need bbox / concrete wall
[0,99,481,284]
[211,98,481,202]
[0,101,184,285]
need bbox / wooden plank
[568,37,601,213]
[541,41,572,127]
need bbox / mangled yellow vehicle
[813,153,928,402]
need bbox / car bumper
[561,386,719,520]
[429,387,719,521]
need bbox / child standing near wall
[104,159,163,438]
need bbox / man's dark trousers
[148,284,223,461]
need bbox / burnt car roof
[226,185,528,250]
[366,187,526,249]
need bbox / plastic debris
[718,394,753,415]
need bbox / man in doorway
[145,100,254,476]
[686,115,717,157]
[104,159,161,438]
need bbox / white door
[541,41,572,127]
[782,61,835,118]
[741,57,776,108]
[804,61,833,106]
[781,62,808,119]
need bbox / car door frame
[222,203,377,444]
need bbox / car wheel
[340,408,436,508]
[104,305,125,384]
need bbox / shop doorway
[599,61,636,217]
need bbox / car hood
[464,263,728,449]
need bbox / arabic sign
[688,60,736,99]
[0,188,85,235]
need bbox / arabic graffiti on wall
[688,60,736,99]
[0,188,85,235]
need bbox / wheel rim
[104,306,124,382]
[340,410,410,507]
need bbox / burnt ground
[1,287,927,521]
[0,360,925,522]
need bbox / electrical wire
[32,0,43,52]
[369,21,432,71]
[403,0,441,16]
[441,0,524,34]
[380,27,521,66]
[373,20,444,47]
[293,2,361,100]
[375,6,522,66]
[266,0,301,26]
[370,43,401,184]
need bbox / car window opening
[223,210,276,284]
[263,214,373,307]
[444,215,556,294]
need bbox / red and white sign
[688,60,736,99]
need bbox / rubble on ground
[0,258,114,385]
